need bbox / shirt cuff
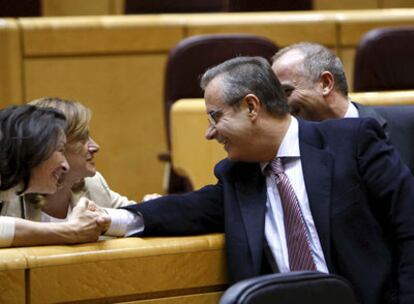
[0,216,15,247]
[103,208,144,237]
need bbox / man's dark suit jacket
[355,102,414,174]
[125,118,414,304]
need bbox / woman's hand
[66,197,111,243]
[142,193,162,202]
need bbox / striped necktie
[270,157,316,271]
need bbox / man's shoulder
[300,116,380,132]
[214,158,262,180]
[298,117,384,148]
[356,102,414,120]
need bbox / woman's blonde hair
[29,97,91,145]
[26,97,92,206]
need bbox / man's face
[272,50,326,121]
[204,77,255,162]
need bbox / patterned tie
[270,157,316,271]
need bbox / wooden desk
[0,234,227,303]
[0,248,28,303]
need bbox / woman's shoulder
[84,171,108,188]
[81,172,113,207]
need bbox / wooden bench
[0,234,227,303]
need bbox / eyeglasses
[207,109,222,125]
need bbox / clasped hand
[66,197,111,243]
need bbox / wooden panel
[24,54,168,199]
[314,0,378,10]
[349,90,414,105]
[0,19,23,107]
[338,48,356,92]
[337,9,414,46]
[20,235,225,267]
[112,0,126,15]
[19,16,185,56]
[0,247,28,270]
[0,270,26,304]
[23,235,226,303]
[381,0,414,8]
[42,0,114,16]
[0,248,28,304]
[171,99,225,189]
[29,253,225,303]
[42,0,125,16]
[126,292,223,304]
[183,12,337,47]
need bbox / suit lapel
[299,121,334,271]
[234,163,267,275]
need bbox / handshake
[67,193,161,244]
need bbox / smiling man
[112,56,414,304]
[271,42,414,174]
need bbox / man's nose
[205,124,217,140]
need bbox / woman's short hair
[0,105,67,193]
[29,97,91,145]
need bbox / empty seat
[220,271,358,304]
[353,27,414,92]
[163,34,278,193]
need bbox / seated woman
[0,105,109,247]
[4,97,138,225]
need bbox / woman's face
[27,131,70,194]
[65,137,100,181]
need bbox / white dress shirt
[344,101,359,118]
[263,116,328,273]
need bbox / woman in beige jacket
[0,105,109,247]
[2,98,138,224]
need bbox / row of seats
[163,26,414,192]
[2,0,414,17]
[0,0,311,17]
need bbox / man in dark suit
[118,57,414,304]
[271,42,414,173]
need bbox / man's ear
[243,94,261,121]
[320,71,335,96]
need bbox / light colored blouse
[0,171,137,246]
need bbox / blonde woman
[4,98,138,225]
[0,105,108,247]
